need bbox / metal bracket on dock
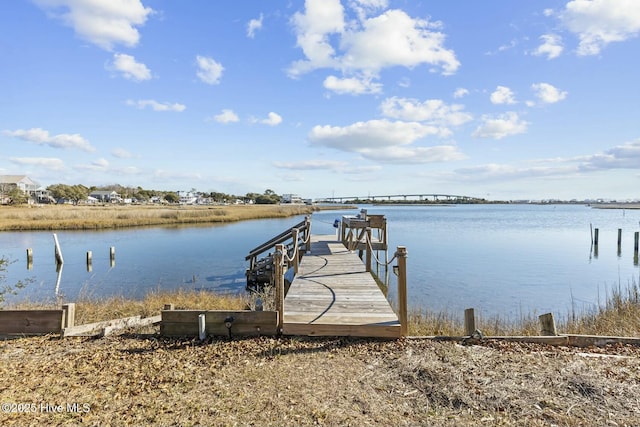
[224,316,234,339]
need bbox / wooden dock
[282,235,401,338]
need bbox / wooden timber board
[161,310,278,337]
[283,235,400,338]
[0,310,63,335]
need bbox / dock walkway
[283,235,401,338]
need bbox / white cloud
[323,75,382,95]
[340,10,459,75]
[380,97,473,128]
[531,83,568,104]
[261,112,283,126]
[533,34,564,59]
[309,119,441,151]
[111,148,133,158]
[560,0,640,56]
[76,157,109,171]
[3,127,95,152]
[213,109,240,123]
[247,13,263,38]
[34,0,153,50]
[10,157,65,170]
[289,0,345,76]
[472,112,529,140]
[307,119,464,163]
[273,159,349,170]
[358,145,466,164]
[453,88,469,98]
[288,2,459,90]
[196,55,224,85]
[490,86,517,105]
[453,163,577,181]
[126,99,186,112]
[577,139,640,170]
[451,139,640,182]
[111,53,151,81]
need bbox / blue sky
[1,0,639,201]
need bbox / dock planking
[283,235,401,338]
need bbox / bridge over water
[318,193,482,203]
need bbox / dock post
[634,232,639,265]
[198,313,206,340]
[304,216,311,253]
[292,228,300,274]
[464,308,476,336]
[62,303,76,328]
[26,248,33,270]
[594,228,599,246]
[396,246,408,337]
[53,233,64,265]
[109,246,115,267]
[618,228,622,256]
[539,313,557,336]
[275,243,285,334]
[86,251,93,272]
[365,228,372,272]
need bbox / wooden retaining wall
[0,304,75,336]
[160,310,278,337]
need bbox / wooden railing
[245,216,311,292]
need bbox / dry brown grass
[1,335,639,426]
[0,204,341,231]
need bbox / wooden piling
[62,303,76,328]
[198,313,206,340]
[53,233,64,265]
[634,232,639,265]
[304,216,311,253]
[594,228,599,246]
[618,228,622,247]
[539,313,557,336]
[109,246,115,267]
[292,228,299,274]
[365,228,372,272]
[26,248,33,270]
[86,251,93,272]
[274,243,285,333]
[464,308,476,336]
[396,246,408,337]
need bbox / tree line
[43,184,283,205]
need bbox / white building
[281,194,304,204]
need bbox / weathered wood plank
[283,235,400,337]
[0,310,63,335]
[283,322,400,338]
[62,315,161,337]
[161,310,278,337]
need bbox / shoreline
[0,204,356,232]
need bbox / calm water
[2,204,639,318]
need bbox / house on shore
[281,194,304,204]
[0,175,53,204]
[89,190,122,203]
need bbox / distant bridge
[318,194,483,203]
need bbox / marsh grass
[5,279,640,337]
[0,204,330,231]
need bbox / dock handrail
[245,219,307,261]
